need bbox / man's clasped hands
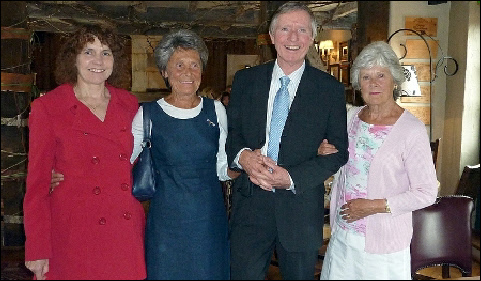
[238,149,291,191]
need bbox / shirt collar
[273,60,305,80]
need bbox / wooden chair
[430,138,441,169]
[455,164,481,259]
[455,164,480,200]
[411,195,474,279]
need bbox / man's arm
[287,81,348,193]
[226,71,246,167]
[226,70,275,190]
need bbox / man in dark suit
[226,2,348,280]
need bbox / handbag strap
[142,102,151,145]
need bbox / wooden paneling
[202,38,258,92]
[403,105,431,124]
[30,32,60,91]
[1,90,31,120]
[1,38,31,75]
[357,2,390,50]
[405,39,438,59]
[405,17,438,37]
[1,1,30,248]
[1,72,36,92]
[1,27,32,40]
[226,55,260,87]
[1,4,31,75]
[0,126,28,169]
[1,179,27,246]
[131,35,164,92]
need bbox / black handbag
[132,102,156,201]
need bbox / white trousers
[320,227,411,280]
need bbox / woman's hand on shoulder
[317,139,338,155]
[25,259,49,280]
[50,169,64,193]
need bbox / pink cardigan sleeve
[369,111,438,214]
[364,111,438,254]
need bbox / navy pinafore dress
[144,98,229,280]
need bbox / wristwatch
[385,199,391,213]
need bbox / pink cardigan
[329,106,438,254]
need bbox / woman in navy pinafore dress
[130,29,239,280]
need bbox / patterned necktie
[267,76,291,162]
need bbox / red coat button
[119,153,128,161]
[121,127,127,132]
[99,217,106,225]
[121,183,129,191]
[91,157,100,164]
[123,212,132,220]
[93,186,101,195]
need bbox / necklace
[82,100,102,112]
[74,86,108,112]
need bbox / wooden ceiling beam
[26,1,356,36]
[27,2,260,26]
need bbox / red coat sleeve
[24,98,55,261]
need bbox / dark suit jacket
[226,60,348,252]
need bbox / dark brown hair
[55,24,130,89]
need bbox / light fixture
[319,40,334,51]
[319,40,335,63]
[319,40,334,54]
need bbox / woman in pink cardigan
[318,41,438,280]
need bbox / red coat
[24,84,146,280]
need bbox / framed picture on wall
[329,64,339,80]
[339,41,348,61]
[339,62,350,86]
[400,65,422,96]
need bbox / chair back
[430,138,440,169]
[411,195,474,278]
[456,164,480,200]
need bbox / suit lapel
[284,64,313,131]
[255,62,274,143]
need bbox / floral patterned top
[335,113,393,235]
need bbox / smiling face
[359,66,396,106]
[270,9,314,74]
[75,36,113,86]
[162,48,202,97]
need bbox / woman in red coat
[23,25,146,280]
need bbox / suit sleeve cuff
[232,148,251,170]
